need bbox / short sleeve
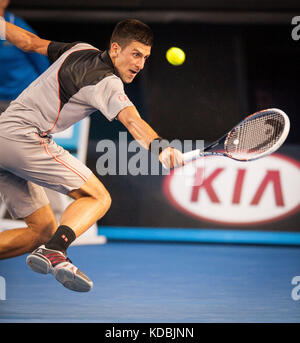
[47,41,83,64]
[90,75,134,121]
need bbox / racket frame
[183,108,290,163]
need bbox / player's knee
[89,179,111,210]
[80,177,111,210]
[103,191,112,211]
[68,175,112,218]
[95,188,112,216]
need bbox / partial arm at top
[4,21,50,56]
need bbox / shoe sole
[54,265,93,292]
[26,253,93,292]
[26,253,52,274]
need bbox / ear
[110,42,121,57]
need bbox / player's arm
[4,21,50,55]
[117,106,158,149]
[117,106,184,169]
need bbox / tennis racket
[183,108,290,162]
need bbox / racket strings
[225,111,285,160]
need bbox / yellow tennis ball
[166,47,185,66]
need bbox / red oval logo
[164,153,300,225]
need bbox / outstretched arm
[117,106,158,149]
[2,20,50,55]
[117,106,184,169]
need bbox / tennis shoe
[26,245,93,292]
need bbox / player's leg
[61,173,111,237]
[0,133,109,291]
[27,173,111,292]
[42,173,111,252]
[0,203,57,259]
[0,169,56,260]
[22,148,111,292]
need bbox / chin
[124,78,134,84]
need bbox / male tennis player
[0,18,184,292]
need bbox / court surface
[0,241,299,323]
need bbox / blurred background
[3,0,300,243]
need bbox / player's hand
[159,147,185,169]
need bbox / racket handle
[183,149,201,162]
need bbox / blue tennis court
[0,240,299,323]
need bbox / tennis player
[0,18,184,292]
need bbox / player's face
[110,41,151,83]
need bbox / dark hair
[110,19,154,49]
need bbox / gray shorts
[0,132,92,219]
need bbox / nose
[136,58,145,71]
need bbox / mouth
[129,69,138,77]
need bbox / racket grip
[183,149,201,162]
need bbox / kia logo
[164,154,300,225]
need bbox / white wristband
[0,17,6,40]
